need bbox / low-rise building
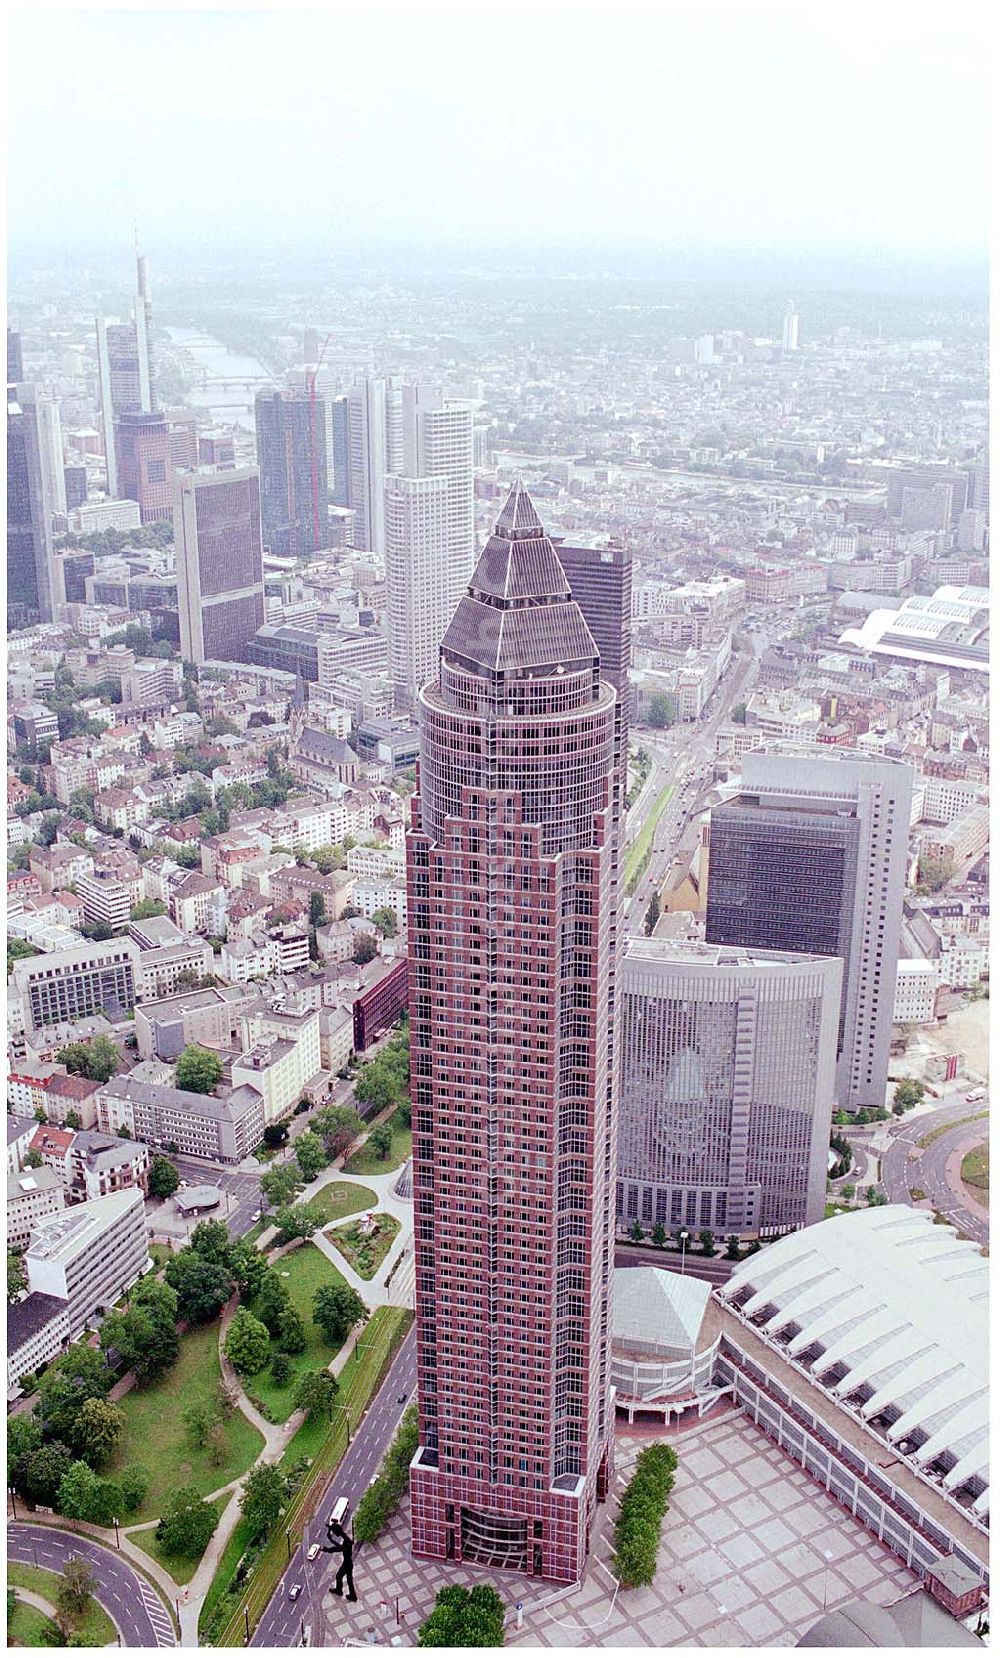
[6,1112,37,1175]
[66,1130,150,1201]
[42,1071,102,1131]
[7,1166,66,1248]
[97,1075,264,1163]
[7,1292,72,1395]
[134,984,252,1062]
[14,938,139,1034]
[352,957,408,1052]
[893,958,940,1025]
[136,937,216,1000]
[23,1186,150,1338]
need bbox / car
[251,1210,262,1221]
[307,1543,321,1562]
[397,1392,408,1403]
[288,1584,303,1602]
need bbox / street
[8,1522,176,1647]
[877,1097,989,1246]
[252,1327,418,1647]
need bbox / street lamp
[679,1230,689,1275]
[822,1550,834,1611]
[112,1514,120,1548]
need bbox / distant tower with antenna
[134,228,155,410]
[782,300,800,352]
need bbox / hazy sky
[8,3,989,258]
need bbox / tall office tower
[176,468,265,664]
[705,748,913,1113]
[385,388,474,707]
[408,483,619,1584]
[114,411,174,523]
[96,316,148,496]
[330,395,351,507]
[63,464,88,513]
[134,242,154,411]
[618,940,841,1235]
[347,376,402,553]
[967,452,989,520]
[781,302,799,351]
[8,327,23,382]
[39,397,67,516]
[885,463,968,528]
[552,540,632,727]
[254,388,328,556]
[7,382,54,627]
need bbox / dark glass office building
[254,388,328,556]
[705,749,913,1113]
[7,382,53,628]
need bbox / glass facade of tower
[408,484,619,1584]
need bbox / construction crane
[306,333,333,551]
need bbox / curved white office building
[618,941,841,1235]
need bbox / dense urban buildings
[618,939,840,1233]
[175,466,266,663]
[705,748,913,1112]
[407,483,620,1582]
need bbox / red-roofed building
[42,1072,102,1130]
[29,1123,75,1174]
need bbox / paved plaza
[311,1407,917,1648]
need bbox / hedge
[352,1404,419,1543]
[612,1443,678,1588]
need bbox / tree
[57,1558,97,1624]
[8,1249,27,1303]
[270,1352,294,1388]
[262,1123,289,1149]
[294,1131,328,1182]
[308,890,328,929]
[629,1220,645,1244]
[13,1441,73,1507]
[313,1283,368,1346]
[71,1396,125,1469]
[255,1270,291,1337]
[175,1044,223,1095]
[276,1304,306,1355]
[893,1077,926,1114]
[698,1228,717,1257]
[156,1487,219,1558]
[650,1222,667,1248]
[183,1401,220,1448]
[367,1123,393,1161]
[293,1368,339,1419]
[273,1201,326,1243]
[190,1218,232,1263]
[55,1034,121,1084]
[643,892,661,936]
[648,693,676,730]
[260,1164,300,1208]
[313,1104,364,1159]
[34,1345,111,1444]
[224,1308,271,1375]
[371,906,397,938]
[56,1460,102,1521]
[353,934,379,965]
[165,1250,233,1324]
[418,1585,505,1647]
[228,1239,267,1301]
[130,898,166,921]
[731,702,748,725]
[915,852,955,895]
[612,1443,678,1589]
[118,1465,149,1514]
[240,1463,286,1542]
[725,1234,741,1261]
[148,1155,180,1198]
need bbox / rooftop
[25,1187,145,1265]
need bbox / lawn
[623,782,674,892]
[961,1142,989,1205]
[198,1513,256,1638]
[344,1119,412,1177]
[131,1496,228,1585]
[308,1179,377,1226]
[8,1566,116,1647]
[247,1242,354,1424]
[327,1212,400,1280]
[112,1319,264,1522]
[8,1597,57,1646]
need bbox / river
[163,326,276,431]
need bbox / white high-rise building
[782,301,800,352]
[347,376,403,554]
[38,396,67,516]
[385,388,474,707]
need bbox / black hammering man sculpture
[323,1517,358,1602]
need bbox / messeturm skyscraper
[407,482,620,1583]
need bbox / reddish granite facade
[407,484,621,1583]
